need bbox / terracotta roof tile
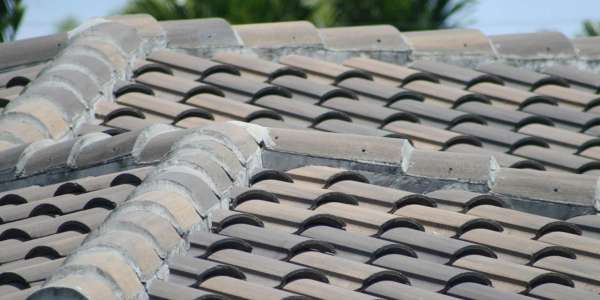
[447,282,536,300]
[452,254,573,293]
[319,25,407,51]
[477,62,569,89]
[544,65,600,92]
[233,21,321,48]
[489,32,576,58]
[0,34,67,70]
[284,278,376,300]
[529,282,600,300]
[160,18,240,49]
[573,36,600,58]
[411,60,502,87]
[402,29,494,54]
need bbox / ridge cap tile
[490,31,576,59]
[319,25,409,51]
[233,21,322,48]
[159,18,241,49]
[402,28,495,55]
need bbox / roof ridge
[3,17,600,69]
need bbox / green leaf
[119,0,476,31]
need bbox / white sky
[15,0,600,40]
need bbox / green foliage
[582,19,600,37]
[0,0,24,42]
[122,0,476,30]
[122,0,316,23]
[311,0,477,31]
[55,15,80,33]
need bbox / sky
[15,0,600,40]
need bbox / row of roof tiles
[187,20,600,60]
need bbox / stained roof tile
[343,57,437,84]
[529,282,600,300]
[266,127,408,163]
[446,282,536,300]
[283,278,375,300]
[411,60,502,87]
[477,63,569,89]
[460,228,574,264]
[290,250,408,290]
[148,49,239,79]
[380,226,495,264]
[148,279,226,300]
[319,25,407,51]
[327,180,424,212]
[573,36,600,58]
[161,18,240,49]
[545,65,600,92]
[219,223,334,260]
[445,143,545,170]
[402,29,494,54]
[372,253,490,292]
[489,32,576,58]
[533,256,600,292]
[453,254,574,293]
[490,168,599,217]
[467,204,578,238]
[364,280,459,300]
[0,34,67,70]
[234,21,321,48]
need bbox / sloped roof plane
[0,14,597,300]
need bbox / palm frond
[583,20,600,37]
[0,0,24,42]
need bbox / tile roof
[146,164,600,300]
[0,166,150,299]
[0,14,597,300]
